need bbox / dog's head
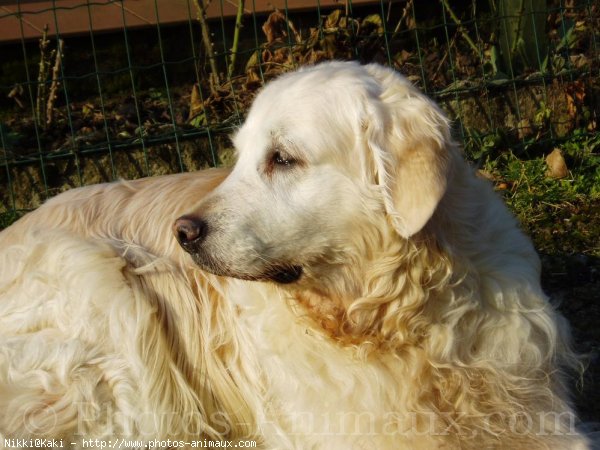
[174,61,454,290]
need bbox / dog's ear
[363,64,453,238]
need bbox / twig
[7,84,24,109]
[391,0,414,40]
[193,0,220,95]
[228,0,245,79]
[36,25,50,128]
[439,0,480,56]
[433,36,453,79]
[46,39,64,127]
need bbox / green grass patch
[479,133,600,257]
[0,210,22,230]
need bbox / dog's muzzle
[172,215,303,284]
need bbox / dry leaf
[517,118,533,140]
[325,10,341,29]
[546,148,568,179]
[188,84,203,121]
[262,10,300,44]
[566,80,585,120]
[262,10,287,44]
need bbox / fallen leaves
[546,148,569,179]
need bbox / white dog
[0,61,591,449]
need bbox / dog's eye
[272,151,296,167]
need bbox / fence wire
[0,0,598,220]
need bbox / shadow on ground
[541,253,600,425]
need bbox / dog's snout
[173,215,208,249]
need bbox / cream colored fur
[0,62,591,449]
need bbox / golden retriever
[0,61,591,449]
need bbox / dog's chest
[229,282,442,449]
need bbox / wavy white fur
[0,62,591,449]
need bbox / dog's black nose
[173,215,208,248]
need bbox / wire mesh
[0,0,598,223]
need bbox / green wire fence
[0,0,598,223]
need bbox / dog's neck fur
[284,231,459,352]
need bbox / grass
[0,210,22,230]
[475,132,600,257]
